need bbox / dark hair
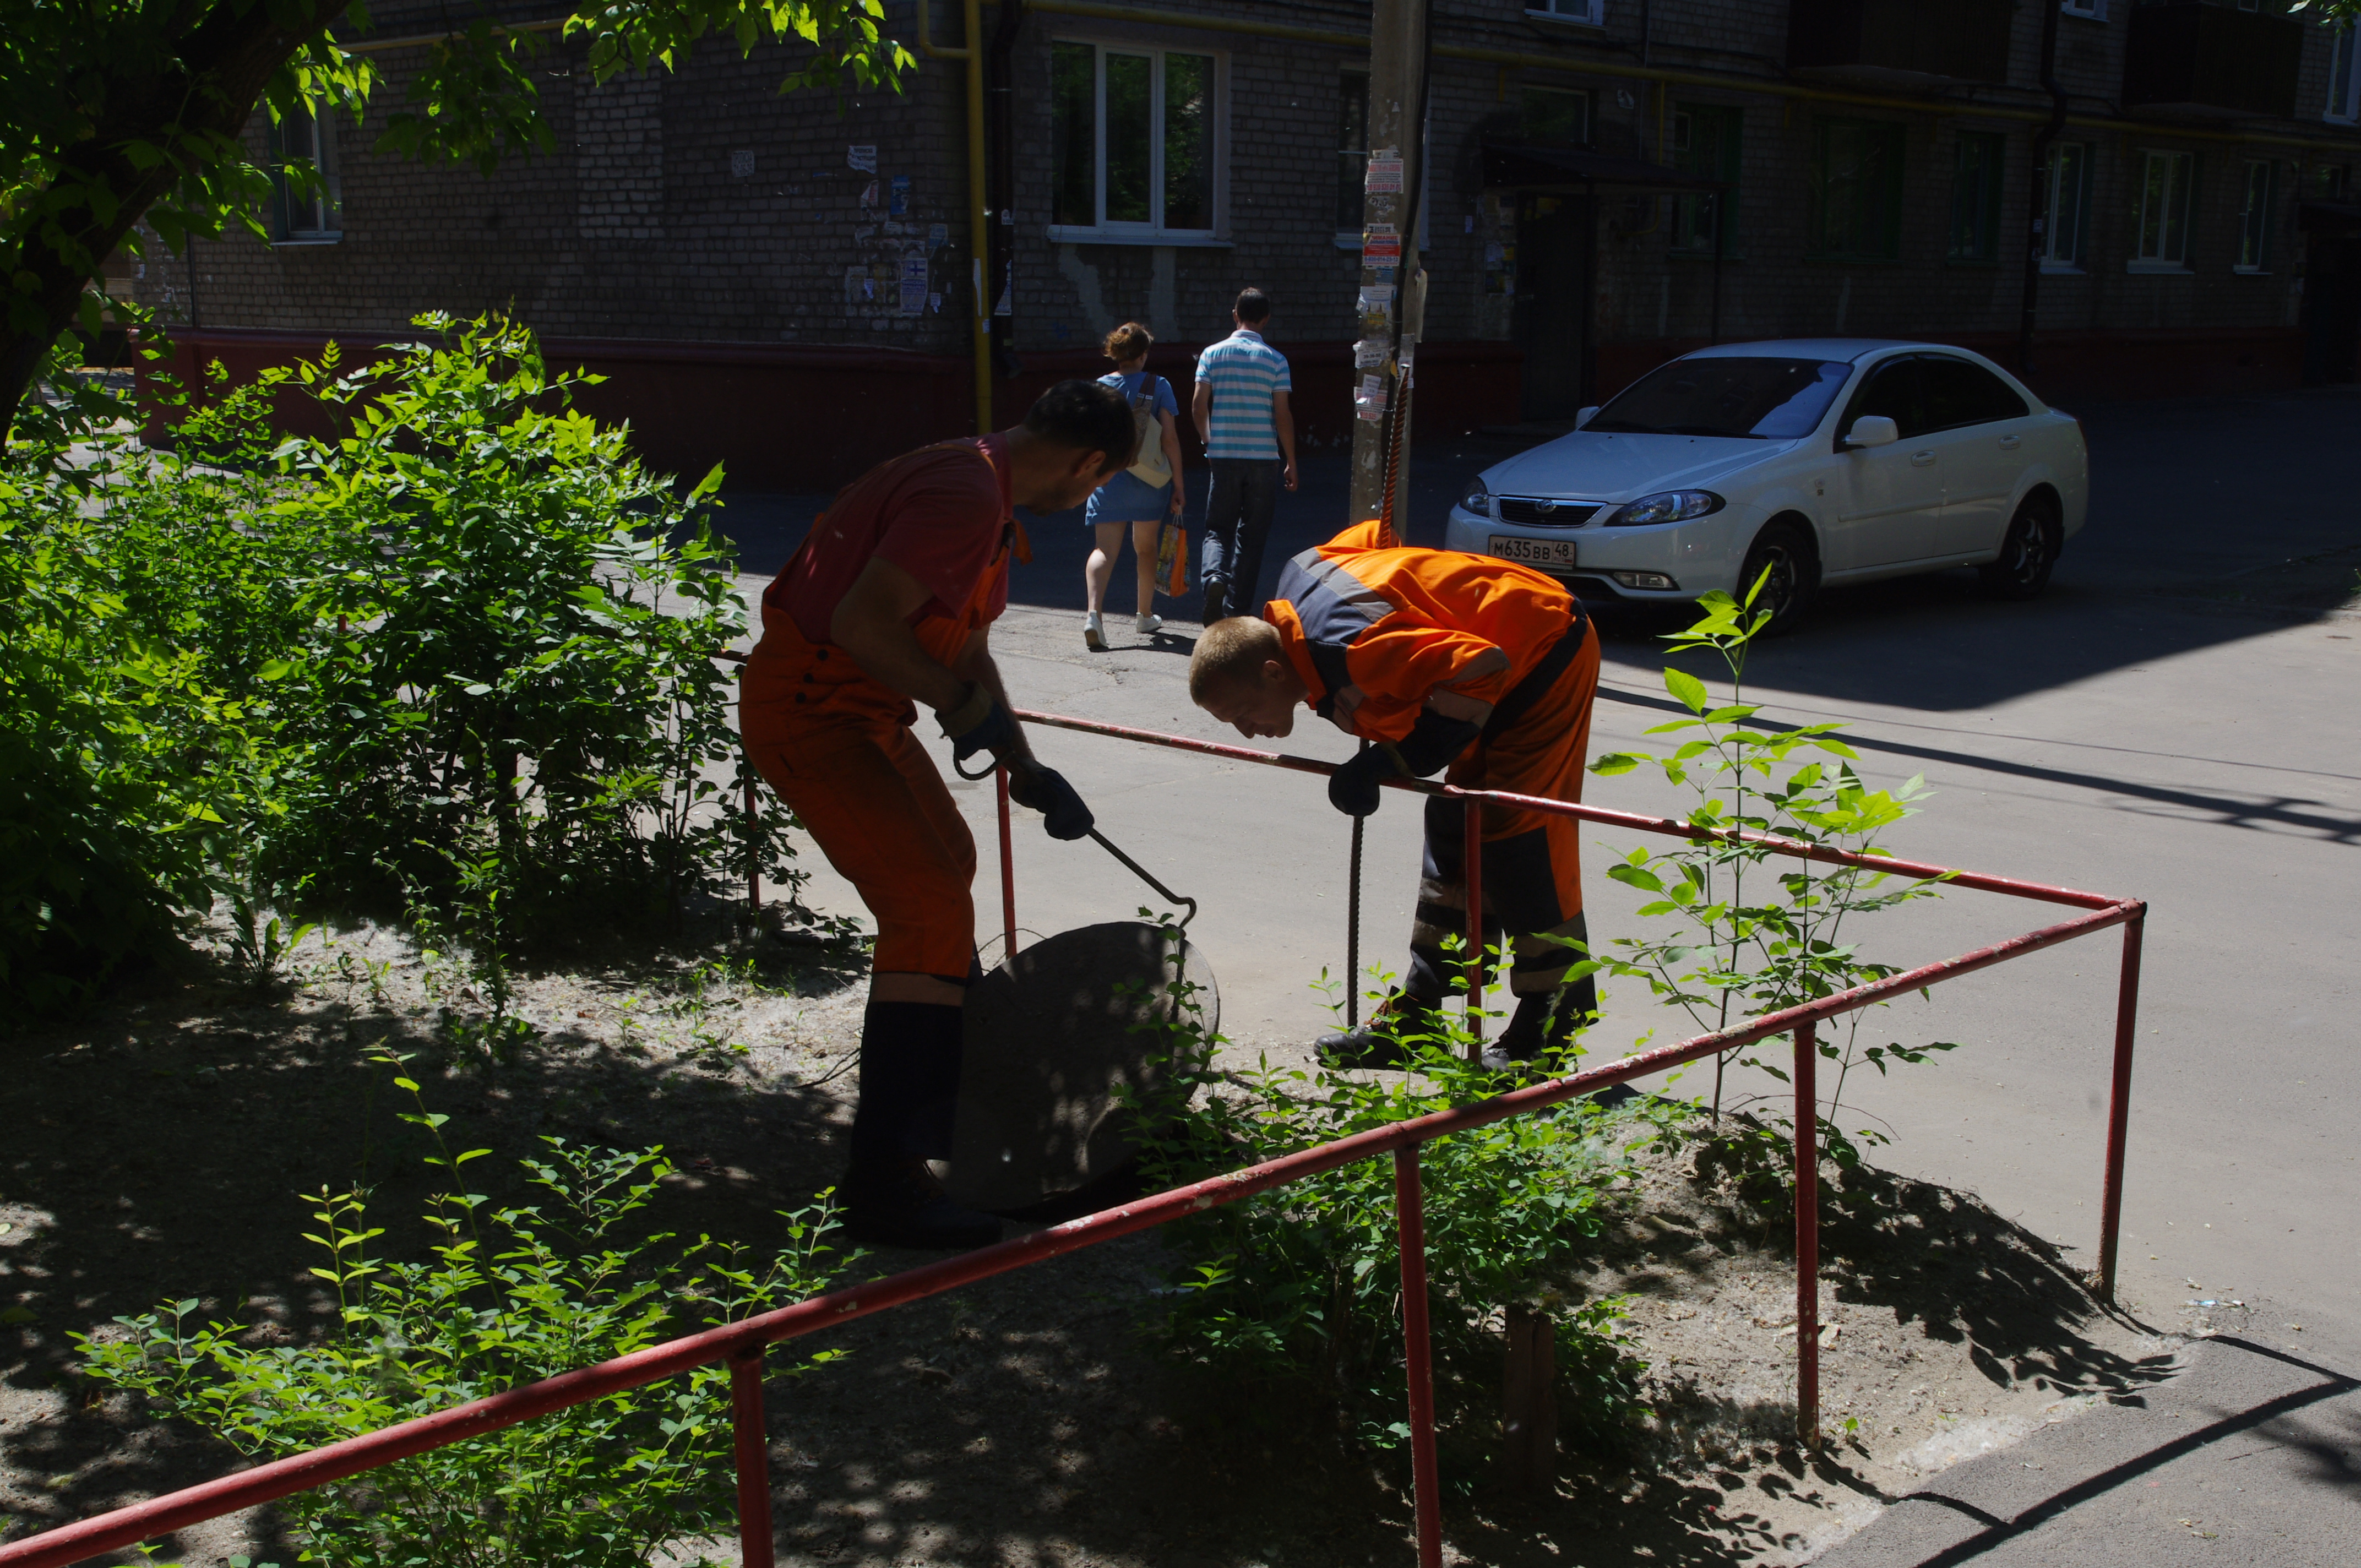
[1022,378,1139,473]
[1234,287,1271,324]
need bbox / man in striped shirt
[1189,287,1298,623]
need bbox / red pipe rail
[0,712,2145,1568]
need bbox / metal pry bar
[1087,827,1198,930]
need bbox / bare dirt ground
[1,912,2183,1567]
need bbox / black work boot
[842,1157,1003,1251]
[841,1000,1002,1250]
[1316,991,1446,1071]
[1200,580,1228,624]
[1479,974,1598,1077]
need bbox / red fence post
[746,779,763,916]
[1395,1144,1444,1568]
[1462,795,1485,1049]
[2097,911,2145,1305]
[995,764,1018,960]
[731,1351,776,1568]
[1793,1021,1820,1448]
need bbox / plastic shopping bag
[1156,519,1188,600]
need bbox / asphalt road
[711,384,2360,1561]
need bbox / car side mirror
[1843,415,1898,449]
[1574,405,1600,429]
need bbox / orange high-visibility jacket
[1263,521,1580,744]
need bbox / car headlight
[1459,476,1492,517]
[1604,489,1724,527]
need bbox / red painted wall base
[137,324,2304,492]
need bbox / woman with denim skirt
[1081,321,1186,650]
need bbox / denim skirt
[1084,468,1172,526]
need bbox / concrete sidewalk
[1815,1309,2360,1566]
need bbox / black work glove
[1328,743,1401,818]
[938,682,1020,766]
[1393,711,1483,777]
[1008,762,1094,841]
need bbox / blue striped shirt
[1195,329,1292,461]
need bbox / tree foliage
[0,0,912,438]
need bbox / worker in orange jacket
[1188,521,1601,1072]
[741,382,1136,1249]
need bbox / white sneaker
[1135,612,1164,636]
[1083,613,1107,652]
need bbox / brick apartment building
[130,0,2361,489]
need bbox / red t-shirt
[765,434,1014,645]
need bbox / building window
[1049,40,1218,238]
[1519,86,1591,148]
[1671,104,1740,255]
[1337,69,1368,235]
[2132,149,2195,269]
[1810,118,1906,261]
[1948,132,2006,263]
[1526,0,1605,24]
[2237,159,2273,271]
[2038,141,2091,270]
[269,105,341,244]
[2060,0,2107,19]
[2331,25,2360,124]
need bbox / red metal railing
[0,712,2145,1568]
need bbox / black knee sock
[850,1000,966,1176]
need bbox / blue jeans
[1199,458,1282,612]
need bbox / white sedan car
[1444,339,2088,630]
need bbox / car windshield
[1586,357,1853,439]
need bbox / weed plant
[1123,950,1673,1476]
[77,1054,853,1568]
[1586,579,1959,1179]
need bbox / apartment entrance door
[1513,193,1595,420]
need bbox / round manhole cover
[946,921,1216,1215]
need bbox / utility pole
[1347,0,1432,541]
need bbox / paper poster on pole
[848,145,878,172]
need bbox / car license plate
[1488,535,1577,569]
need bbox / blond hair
[1102,321,1155,364]
[1187,616,1282,705]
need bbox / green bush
[0,352,300,1013]
[262,315,785,924]
[77,1057,852,1568]
[0,313,807,1021]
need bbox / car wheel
[1736,521,1818,635]
[1979,495,2061,601]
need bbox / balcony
[1786,0,2015,89]
[2123,2,2304,120]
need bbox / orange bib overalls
[739,450,1023,983]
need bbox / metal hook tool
[1087,827,1198,930]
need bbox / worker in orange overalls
[1187,521,1601,1074]
[741,382,1138,1249]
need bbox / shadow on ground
[2,951,2180,1565]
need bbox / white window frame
[269,103,341,246]
[2130,148,2195,273]
[2038,140,2091,273]
[1526,0,1606,26]
[2235,159,2273,273]
[1046,39,1228,247]
[2331,25,2361,124]
[2060,0,2107,18]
